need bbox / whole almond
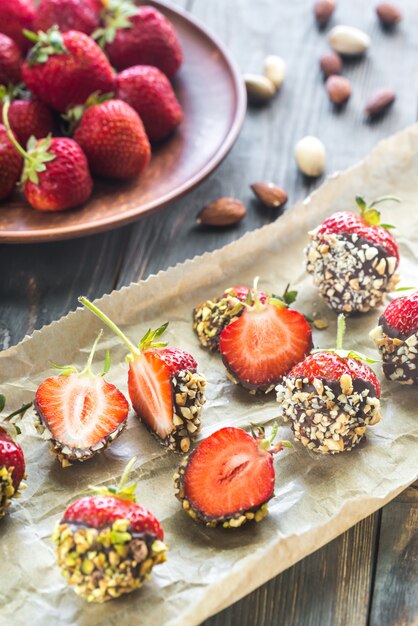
[328,25,370,56]
[295,136,326,177]
[263,55,286,89]
[250,182,288,208]
[244,73,276,103]
[376,2,402,26]
[365,88,396,118]
[326,75,352,104]
[320,51,342,78]
[196,198,246,226]
[314,0,336,26]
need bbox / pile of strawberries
[0,0,184,211]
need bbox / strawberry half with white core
[79,298,206,453]
[174,425,289,528]
[193,284,269,352]
[370,290,418,385]
[53,457,167,602]
[35,330,129,466]
[306,195,400,314]
[219,279,312,393]
[276,315,381,454]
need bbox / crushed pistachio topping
[370,325,418,385]
[193,289,245,351]
[53,518,167,603]
[0,465,16,518]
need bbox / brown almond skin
[250,182,288,208]
[365,88,396,118]
[326,75,352,105]
[314,0,336,26]
[376,2,402,26]
[320,52,342,78]
[196,198,246,226]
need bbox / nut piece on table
[250,182,288,208]
[196,197,247,227]
[320,51,342,78]
[326,75,352,105]
[328,25,370,56]
[263,55,286,89]
[244,73,275,103]
[313,0,336,27]
[376,2,402,27]
[295,136,326,177]
[364,88,396,118]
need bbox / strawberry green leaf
[362,208,381,226]
[355,195,367,212]
[26,26,68,66]
[102,350,111,376]
[0,394,5,413]
[380,223,396,230]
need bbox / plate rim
[0,0,247,244]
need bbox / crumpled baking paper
[0,124,417,626]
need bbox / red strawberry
[0,34,23,85]
[3,99,93,211]
[79,297,206,453]
[22,27,115,113]
[219,284,312,392]
[193,284,269,351]
[116,65,183,142]
[370,291,418,385]
[307,195,400,314]
[34,331,129,465]
[0,86,55,147]
[174,426,287,527]
[95,3,182,76]
[0,0,35,52]
[72,97,151,179]
[53,458,167,602]
[277,314,381,454]
[0,124,23,200]
[34,0,101,36]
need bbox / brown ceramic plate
[0,0,246,243]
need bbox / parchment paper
[1,124,418,626]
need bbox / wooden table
[1,0,417,624]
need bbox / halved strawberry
[174,426,287,528]
[80,298,206,453]
[219,287,312,392]
[34,331,129,466]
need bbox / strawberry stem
[336,314,345,351]
[79,329,103,376]
[89,457,138,502]
[118,456,137,492]
[79,297,139,357]
[2,99,31,161]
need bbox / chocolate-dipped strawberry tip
[276,315,381,454]
[306,195,401,315]
[53,457,167,603]
[34,329,129,466]
[79,297,206,452]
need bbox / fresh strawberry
[0,124,23,200]
[277,314,381,454]
[0,34,23,85]
[370,291,418,385]
[71,97,151,179]
[174,426,288,528]
[22,27,115,113]
[219,281,312,392]
[34,0,101,36]
[0,85,55,147]
[306,195,400,314]
[94,3,183,76]
[53,458,167,602]
[0,0,35,52]
[79,297,206,453]
[116,65,183,142]
[193,284,269,351]
[3,99,93,211]
[34,331,129,465]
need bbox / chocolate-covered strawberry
[174,425,288,528]
[276,315,381,453]
[370,291,418,384]
[80,298,206,453]
[53,458,167,602]
[219,281,312,393]
[35,331,129,466]
[306,195,400,314]
[193,284,269,352]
